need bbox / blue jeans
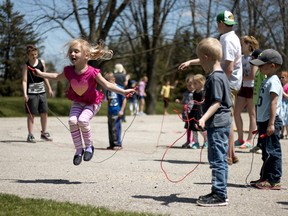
[257,116,282,183]
[108,115,122,147]
[207,127,230,199]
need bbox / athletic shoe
[234,139,244,147]
[255,180,281,190]
[83,145,94,161]
[198,193,229,202]
[113,145,123,150]
[198,192,213,201]
[27,134,36,143]
[198,192,229,202]
[250,179,262,187]
[239,141,252,149]
[203,141,208,149]
[197,193,228,207]
[191,142,200,149]
[41,131,53,141]
[73,149,84,166]
[250,146,262,154]
[182,142,192,148]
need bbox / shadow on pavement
[132,193,197,206]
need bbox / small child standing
[182,37,232,206]
[176,74,195,148]
[32,38,135,166]
[138,76,148,115]
[104,72,127,150]
[250,49,283,190]
[189,74,207,149]
[127,79,138,115]
[160,78,178,115]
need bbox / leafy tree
[0,0,40,82]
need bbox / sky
[12,0,72,71]
[11,0,225,71]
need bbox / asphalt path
[0,114,287,216]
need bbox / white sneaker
[250,146,262,154]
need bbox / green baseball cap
[217,11,238,25]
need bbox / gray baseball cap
[250,49,283,66]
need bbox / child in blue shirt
[104,72,127,150]
[249,49,283,190]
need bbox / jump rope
[26,66,269,186]
[26,65,204,181]
[159,97,207,183]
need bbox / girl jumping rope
[32,38,135,166]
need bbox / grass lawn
[0,193,161,216]
[0,97,182,117]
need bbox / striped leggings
[68,102,101,150]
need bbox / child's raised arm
[32,67,66,81]
[96,73,136,96]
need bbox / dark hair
[251,49,263,59]
[26,44,38,54]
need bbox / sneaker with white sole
[27,134,36,143]
[197,193,228,207]
[41,131,53,141]
[250,146,262,154]
[239,141,252,149]
[191,142,200,149]
[255,180,281,190]
[182,142,192,148]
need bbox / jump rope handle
[27,66,35,71]
[126,86,138,98]
[252,130,266,138]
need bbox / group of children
[22,10,285,208]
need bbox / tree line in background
[0,0,287,114]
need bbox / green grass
[0,193,162,216]
[0,97,182,117]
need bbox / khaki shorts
[230,88,238,116]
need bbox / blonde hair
[193,74,206,88]
[241,35,259,52]
[114,63,126,74]
[66,38,113,60]
[196,38,222,61]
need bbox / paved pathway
[0,114,287,216]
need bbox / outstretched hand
[178,61,190,70]
[125,88,137,98]
[30,68,42,77]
